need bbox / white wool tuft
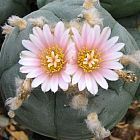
[82,7,103,26]
[86,112,111,139]
[70,94,88,110]
[5,97,22,110]
[8,15,27,30]
[2,24,14,35]
[5,78,32,112]
[15,77,24,95]
[28,17,46,28]
[82,0,103,26]
[121,51,140,68]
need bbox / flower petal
[41,79,50,93]
[97,27,111,50]
[103,36,119,51]
[19,58,40,66]
[85,73,98,95]
[102,52,123,61]
[99,69,119,81]
[64,64,77,75]
[59,77,68,91]
[85,73,92,92]
[87,28,95,49]
[93,25,101,45]
[31,74,47,88]
[20,66,38,73]
[43,24,53,46]
[65,42,77,65]
[54,21,65,42]
[72,69,83,85]
[91,78,98,95]
[29,34,44,49]
[92,72,108,89]
[32,27,46,45]
[61,71,71,83]
[60,29,69,49]
[22,40,39,54]
[101,61,123,69]
[100,27,111,41]
[26,68,43,78]
[51,74,58,93]
[78,74,86,91]
[107,36,119,46]
[82,23,91,45]
[71,27,82,50]
[20,51,36,59]
[110,43,125,52]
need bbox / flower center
[39,46,65,73]
[77,48,101,72]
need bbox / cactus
[0,0,34,25]
[0,0,140,139]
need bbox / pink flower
[71,23,124,95]
[19,22,74,93]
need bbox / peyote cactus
[0,0,34,25]
[0,0,140,140]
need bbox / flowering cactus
[0,0,140,139]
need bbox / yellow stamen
[77,48,101,72]
[39,45,65,73]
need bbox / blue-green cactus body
[0,0,140,139]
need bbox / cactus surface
[0,0,140,139]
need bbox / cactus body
[0,0,140,139]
